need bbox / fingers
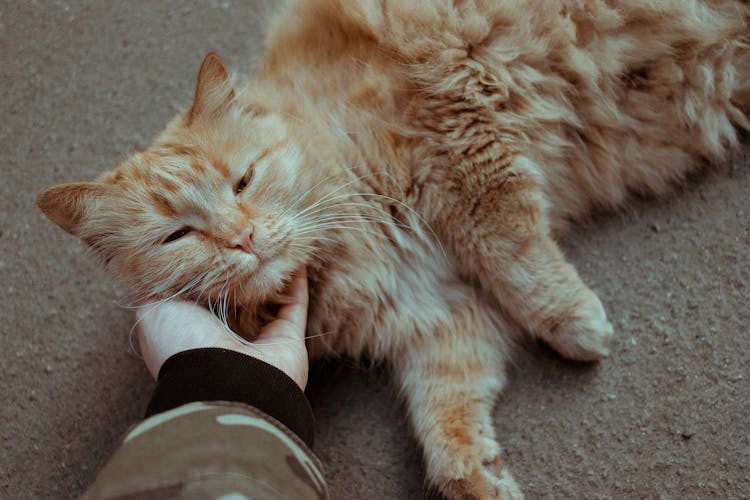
[135,299,229,379]
[134,269,310,385]
[274,266,309,338]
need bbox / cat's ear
[37,182,114,237]
[188,52,236,123]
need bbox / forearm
[82,348,327,500]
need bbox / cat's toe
[435,440,524,499]
[483,457,524,500]
[544,293,614,361]
[441,464,524,500]
[488,469,524,500]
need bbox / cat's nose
[229,226,254,253]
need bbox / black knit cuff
[145,348,314,448]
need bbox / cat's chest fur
[300,217,466,361]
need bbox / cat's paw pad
[545,293,614,361]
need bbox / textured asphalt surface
[2,2,749,498]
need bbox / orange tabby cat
[37,1,749,498]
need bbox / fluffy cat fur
[37,1,749,498]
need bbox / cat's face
[38,53,329,306]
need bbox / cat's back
[258,0,749,230]
[372,0,750,226]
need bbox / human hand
[135,267,310,389]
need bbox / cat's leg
[428,155,613,361]
[394,297,523,499]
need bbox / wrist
[145,348,315,447]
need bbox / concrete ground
[2,1,748,498]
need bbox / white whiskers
[125,169,445,361]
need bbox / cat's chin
[233,256,297,305]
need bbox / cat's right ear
[37,182,113,237]
[187,52,236,124]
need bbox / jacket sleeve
[82,348,328,500]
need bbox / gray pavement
[2,2,749,498]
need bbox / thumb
[257,267,309,343]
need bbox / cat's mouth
[238,249,279,282]
[237,251,263,275]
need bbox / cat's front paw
[482,460,524,500]
[437,433,524,500]
[441,460,524,500]
[544,291,614,361]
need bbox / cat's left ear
[37,182,115,237]
[188,52,236,124]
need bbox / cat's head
[38,53,337,307]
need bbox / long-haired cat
[37,1,750,498]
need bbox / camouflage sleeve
[82,348,328,500]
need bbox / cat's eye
[235,170,253,195]
[163,227,192,244]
